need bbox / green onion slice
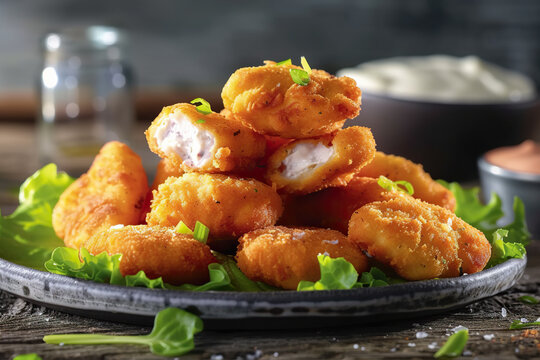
[434,329,468,358]
[193,221,209,244]
[300,56,312,74]
[276,59,292,66]
[377,175,414,195]
[190,98,212,115]
[290,69,310,86]
[196,119,205,124]
[175,221,194,235]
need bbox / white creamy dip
[281,142,334,179]
[153,111,215,168]
[337,55,536,103]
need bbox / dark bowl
[346,93,540,182]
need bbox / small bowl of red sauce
[478,140,540,238]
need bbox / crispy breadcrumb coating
[146,173,283,251]
[348,197,491,280]
[84,225,216,285]
[236,226,368,290]
[266,126,376,194]
[356,152,456,211]
[221,61,362,138]
[151,158,184,191]
[280,177,407,233]
[146,103,265,173]
[52,141,148,249]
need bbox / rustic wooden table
[1,123,539,360]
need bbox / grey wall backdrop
[0,0,539,93]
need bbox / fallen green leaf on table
[509,319,540,330]
[43,307,202,357]
[0,164,74,270]
[434,329,468,358]
[13,354,43,360]
[518,295,539,304]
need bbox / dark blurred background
[1,0,539,121]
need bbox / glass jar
[38,26,134,176]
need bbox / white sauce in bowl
[337,55,536,103]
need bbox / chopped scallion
[190,98,212,115]
[290,68,310,86]
[377,175,414,195]
[193,221,210,244]
[175,221,193,235]
[300,56,312,74]
[276,59,292,66]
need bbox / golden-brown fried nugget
[280,177,408,233]
[236,226,368,290]
[221,61,362,138]
[84,225,216,285]
[348,197,491,280]
[357,152,456,211]
[52,141,148,249]
[266,126,376,194]
[146,173,283,251]
[151,158,184,191]
[146,103,265,173]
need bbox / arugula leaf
[43,307,203,357]
[45,247,232,291]
[509,319,540,329]
[13,354,43,360]
[518,295,539,304]
[434,329,468,358]
[439,181,530,266]
[298,254,358,291]
[377,175,414,195]
[0,164,74,270]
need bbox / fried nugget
[348,197,491,280]
[52,141,148,249]
[266,126,376,194]
[236,226,368,290]
[146,103,265,173]
[151,158,184,191]
[221,61,362,138]
[146,173,283,251]
[356,152,456,211]
[280,177,408,233]
[84,225,216,285]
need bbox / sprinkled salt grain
[390,348,397,352]
[292,231,305,240]
[59,343,64,346]
[447,218,453,226]
[408,342,416,347]
[44,317,50,322]
[211,355,224,360]
[322,239,339,245]
[483,334,495,341]
[463,350,472,356]
[515,348,520,353]
[110,224,124,229]
[416,331,429,339]
[451,325,468,333]
[412,322,421,327]
[246,349,263,360]
[273,352,279,357]
[353,344,359,349]
[521,318,528,323]
[361,346,366,351]
[536,317,540,322]
[428,342,438,350]
[501,308,507,318]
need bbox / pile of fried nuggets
[52,60,491,290]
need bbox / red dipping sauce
[485,140,540,174]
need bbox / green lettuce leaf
[211,252,276,291]
[439,181,530,266]
[0,164,74,270]
[45,247,233,291]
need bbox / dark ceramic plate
[0,257,526,329]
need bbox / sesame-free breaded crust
[266,126,376,194]
[146,103,265,173]
[52,141,148,249]
[221,61,362,139]
[356,152,456,211]
[84,225,216,285]
[279,177,408,233]
[146,173,283,251]
[236,226,368,290]
[348,197,491,281]
[150,158,184,192]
